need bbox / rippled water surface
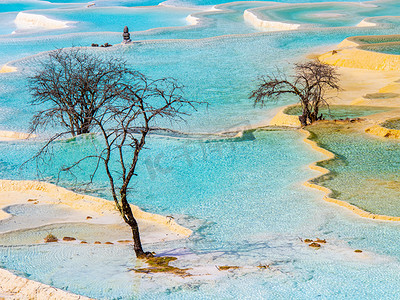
[308,123,400,217]
[1,0,400,298]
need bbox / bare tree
[30,48,126,136]
[250,60,340,126]
[30,49,199,258]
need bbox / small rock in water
[315,238,326,244]
[216,265,240,271]
[117,240,132,244]
[91,43,98,47]
[63,237,76,241]
[27,199,37,202]
[303,239,313,243]
[105,242,113,245]
[44,234,58,243]
[257,264,270,269]
[94,241,101,244]
[86,216,93,220]
[354,249,363,253]
[80,241,88,244]
[309,242,321,249]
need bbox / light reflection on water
[1,0,400,298]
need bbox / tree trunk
[299,114,307,126]
[120,191,152,258]
[300,102,310,126]
[129,219,146,257]
[309,112,317,124]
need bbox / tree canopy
[250,60,340,126]
[30,49,127,136]
[30,48,200,257]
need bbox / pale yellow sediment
[320,35,400,71]
[268,104,301,127]
[266,103,400,219]
[300,127,400,221]
[297,41,400,218]
[0,130,36,141]
[0,65,17,73]
[0,180,191,298]
[336,38,360,49]
[0,268,92,299]
[319,47,400,71]
[379,82,400,94]
[317,43,400,107]
[267,67,400,128]
[0,180,192,237]
[270,43,400,218]
[365,124,400,139]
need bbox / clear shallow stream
[1,0,400,299]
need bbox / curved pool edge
[0,267,92,299]
[299,127,400,222]
[319,34,400,71]
[243,9,300,31]
[0,180,193,237]
[365,123,400,139]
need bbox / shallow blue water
[254,1,400,28]
[1,0,400,299]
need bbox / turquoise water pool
[362,43,400,55]
[251,0,400,29]
[284,105,393,120]
[382,118,400,130]
[308,123,400,217]
[1,0,400,298]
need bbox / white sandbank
[0,180,192,238]
[186,14,200,26]
[14,12,69,32]
[0,268,92,299]
[0,65,17,73]
[207,6,221,12]
[243,9,300,31]
[0,179,192,298]
[0,130,36,141]
[356,19,376,28]
[268,104,301,127]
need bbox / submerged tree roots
[132,256,191,277]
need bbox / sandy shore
[14,12,70,32]
[300,126,400,222]
[269,36,400,221]
[319,35,400,71]
[0,180,192,298]
[0,65,17,73]
[1,30,400,298]
[269,66,400,130]
[0,130,36,141]
[0,268,92,299]
[0,180,192,239]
